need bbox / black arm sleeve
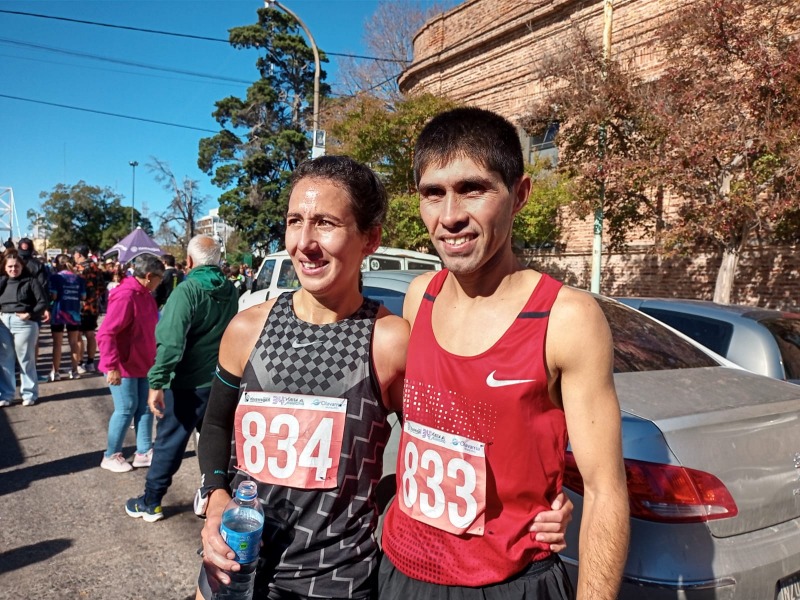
[197,365,241,490]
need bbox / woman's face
[4,258,23,278]
[284,177,380,299]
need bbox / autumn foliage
[526,0,800,302]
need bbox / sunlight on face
[4,258,23,278]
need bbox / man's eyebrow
[419,175,495,192]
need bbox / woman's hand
[15,312,30,321]
[200,489,241,592]
[106,370,122,386]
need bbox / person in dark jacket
[125,235,238,521]
[0,250,48,406]
[154,254,184,308]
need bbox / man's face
[73,252,82,264]
[417,157,526,275]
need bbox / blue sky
[0,0,446,244]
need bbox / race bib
[398,420,487,536]
[234,391,347,489]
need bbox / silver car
[617,298,800,385]
[363,271,800,600]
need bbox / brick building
[399,0,798,309]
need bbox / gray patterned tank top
[231,291,391,598]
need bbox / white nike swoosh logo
[485,370,536,388]
[291,340,320,349]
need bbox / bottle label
[220,519,262,564]
[234,392,347,489]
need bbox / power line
[0,9,406,64]
[0,94,218,133]
[0,37,253,84]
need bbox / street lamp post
[590,0,614,294]
[264,0,324,157]
[129,160,139,231]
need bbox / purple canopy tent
[103,227,164,263]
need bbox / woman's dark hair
[55,254,74,271]
[289,155,388,232]
[131,254,165,279]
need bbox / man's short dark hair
[413,107,525,191]
[162,254,176,268]
[73,244,90,258]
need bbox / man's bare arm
[551,288,629,600]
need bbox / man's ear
[512,174,532,217]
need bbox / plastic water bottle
[212,480,264,600]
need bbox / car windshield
[596,298,720,373]
[759,317,800,382]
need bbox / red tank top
[382,270,566,586]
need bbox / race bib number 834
[398,420,486,536]
[234,392,347,489]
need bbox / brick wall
[402,0,796,309]
[519,244,800,310]
[401,0,686,120]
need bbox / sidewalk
[0,330,204,600]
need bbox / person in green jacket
[125,234,239,522]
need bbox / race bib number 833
[398,420,486,536]
[234,392,347,489]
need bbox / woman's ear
[364,226,382,256]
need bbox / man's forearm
[576,489,630,600]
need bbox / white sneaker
[0,400,10,407]
[76,364,87,375]
[132,449,153,468]
[100,453,133,473]
[22,398,36,407]
[69,370,81,380]
[49,370,61,382]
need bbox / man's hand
[15,312,30,321]
[106,369,122,386]
[530,491,574,553]
[41,309,51,324]
[148,389,165,418]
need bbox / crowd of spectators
[0,236,251,408]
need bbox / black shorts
[51,323,80,333]
[196,563,377,600]
[378,554,574,600]
[80,314,98,332]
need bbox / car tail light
[564,451,738,523]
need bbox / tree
[149,157,205,248]
[525,0,800,302]
[34,181,152,253]
[329,93,460,196]
[525,28,668,253]
[655,0,800,303]
[337,1,449,102]
[514,159,572,249]
[198,6,330,252]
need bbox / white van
[238,246,441,311]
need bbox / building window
[528,122,559,165]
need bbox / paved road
[0,331,204,600]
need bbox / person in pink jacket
[97,254,165,473]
